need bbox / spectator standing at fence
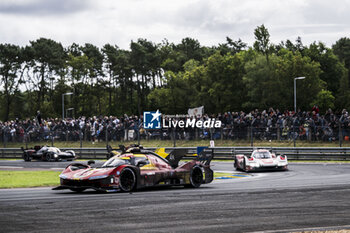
[312,105,319,115]
[10,126,16,142]
[91,118,97,143]
[3,122,10,144]
[36,111,42,125]
[340,110,349,139]
[325,108,332,122]
[277,115,283,140]
[97,121,103,142]
[292,115,300,140]
[18,126,24,142]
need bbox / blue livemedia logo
[143,110,161,129]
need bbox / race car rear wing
[164,149,188,168]
[108,145,214,168]
[196,147,214,166]
[161,147,214,168]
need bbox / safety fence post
[173,128,176,147]
[51,130,54,147]
[250,125,253,147]
[105,124,108,147]
[339,122,343,147]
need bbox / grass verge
[0,170,234,189]
[0,170,60,188]
[0,158,22,161]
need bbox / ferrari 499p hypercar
[53,145,214,193]
[234,149,288,172]
[21,145,75,162]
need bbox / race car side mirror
[137,160,148,167]
[88,160,95,166]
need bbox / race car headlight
[59,174,68,179]
[54,154,58,158]
[88,175,109,180]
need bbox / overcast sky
[0,0,349,49]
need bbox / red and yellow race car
[53,145,213,192]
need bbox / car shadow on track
[52,185,215,195]
[236,169,290,173]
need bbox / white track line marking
[249,224,350,233]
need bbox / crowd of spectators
[1,106,350,143]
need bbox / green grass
[0,158,22,161]
[1,139,348,148]
[0,170,60,188]
[0,170,231,189]
[0,170,234,189]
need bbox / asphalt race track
[1,161,350,232]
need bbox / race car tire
[69,188,86,193]
[243,160,247,172]
[234,159,239,170]
[44,153,52,162]
[23,153,31,162]
[186,166,203,188]
[119,168,136,192]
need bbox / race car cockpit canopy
[252,151,272,159]
[102,154,150,168]
[102,157,132,167]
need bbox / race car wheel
[234,159,238,170]
[186,166,203,188]
[45,153,51,162]
[119,168,136,192]
[242,160,247,171]
[23,153,31,162]
[69,188,86,193]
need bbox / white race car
[234,149,288,172]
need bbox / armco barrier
[1,147,350,160]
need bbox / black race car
[21,145,76,162]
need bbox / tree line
[1,24,350,121]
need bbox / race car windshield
[253,152,271,159]
[49,147,61,153]
[102,158,130,167]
